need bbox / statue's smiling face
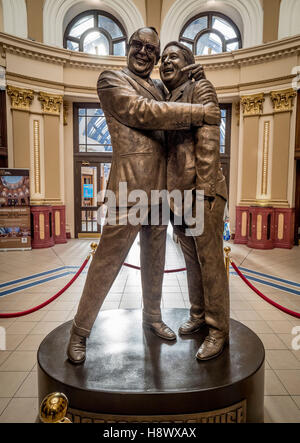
[160,45,189,90]
[127,29,160,78]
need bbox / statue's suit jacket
[166,79,227,201]
[97,68,204,206]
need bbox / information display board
[0,169,31,250]
[0,206,31,250]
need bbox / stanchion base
[38,309,265,423]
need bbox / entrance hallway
[0,233,299,423]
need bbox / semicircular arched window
[64,10,127,56]
[179,12,242,55]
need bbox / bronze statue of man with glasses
[67,28,221,364]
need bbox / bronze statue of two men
[67,27,229,364]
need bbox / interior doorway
[74,159,111,237]
[73,103,112,238]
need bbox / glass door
[75,159,111,238]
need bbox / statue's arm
[193,79,219,106]
[193,80,220,198]
[97,70,206,131]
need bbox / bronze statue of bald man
[160,41,230,360]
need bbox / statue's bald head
[127,27,161,78]
[128,27,160,63]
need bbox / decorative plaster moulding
[0,33,127,70]
[7,84,34,110]
[240,93,265,116]
[38,92,63,115]
[270,89,297,113]
[0,32,299,73]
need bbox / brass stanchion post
[90,242,98,257]
[224,246,231,281]
[85,242,98,261]
[40,392,72,423]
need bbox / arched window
[179,12,242,55]
[64,10,127,56]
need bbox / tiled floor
[0,228,299,423]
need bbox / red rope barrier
[0,257,90,319]
[231,260,300,319]
[123,263,187,273]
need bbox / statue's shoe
[67,332,86,364]
[196,334,228,361]
[143,321,176,341]
[179,317,206,335]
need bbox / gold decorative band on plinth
[261,121,270,196]
[33,120,41,195]
[38,92,63,115]
[30,200,46,206]
[256,199,272,207]
[239,198,290,208]
[270,88,296,113]
[7,85,34,111]
[43,199,64,206]
[66,401,247,423]
[241,93,265,116]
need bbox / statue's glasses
[130,39,159,56]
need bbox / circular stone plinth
[38,309,265,423]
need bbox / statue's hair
[128,27,161,63]
[163,41,195,66]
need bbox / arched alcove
[160,0,263,51]
[278,0,300,40]
[1,0,27,38]
[43,0,145,47]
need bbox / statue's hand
[193,81,219,106]
[203,104,221,125]
[181,63,206,81]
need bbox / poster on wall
[0,169,31,250]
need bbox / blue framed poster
[83,184,94,199]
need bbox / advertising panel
[0,206,31,250]
[0,169,31,250]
